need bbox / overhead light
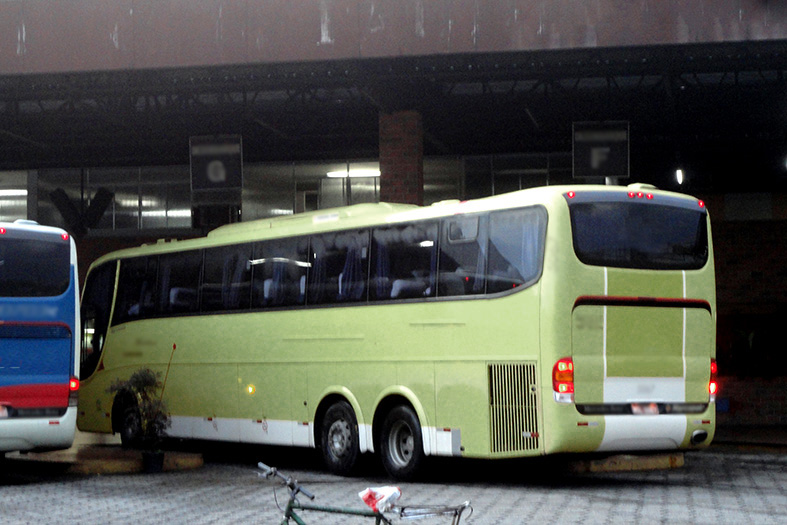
[0,189,27,197]
[675,169,684,185]
[326,169,381,178]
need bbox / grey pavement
[2,447,786,524]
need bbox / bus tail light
[553,357,574,404]
[709,359,718,402]
[68,376,79,407]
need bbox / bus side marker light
[49,421,59,425]
[522,432,539,438]
[61,233,69,241]
[247,384,256,395]
[0,227,5,234]
[577,422,598,427]
[566,191,576,199]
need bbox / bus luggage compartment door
[572,304,712,406]
[0,323,73,415]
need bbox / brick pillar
[379,110,424,205]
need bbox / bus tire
[320,401,360,476]
[380,405,424,480]
[118,400,143,449]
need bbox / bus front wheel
[117,400,142,449]
[380,405,424,480]
[320,401,359,476]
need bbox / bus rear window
[569,201,708,270]
[0,238,70,297]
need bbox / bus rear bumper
[0,406,77,453]
[545,404,716,454]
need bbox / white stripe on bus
[167,416,459,456]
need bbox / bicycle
[258,462,472,525]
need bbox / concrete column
[379,110,424,206]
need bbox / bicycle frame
[259,462,470,525]
[260,462,392,525]
[280,497,391,525]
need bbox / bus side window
[158,251,202,315]
[487,207,547,294]
[309,230,368,305]
[439,214,487,296]
[81,261,117,378]
[113,256,158,324]
[371,222,438,301]
[202,244,252,312]
[252,237,310,308]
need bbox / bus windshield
[0,238,70,297]
[569,201,708,270]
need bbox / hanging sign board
[572,122,629,179]
[190,135,243,191]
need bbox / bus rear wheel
[320,401,359,476]
[380,405,424,480]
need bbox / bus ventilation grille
[489,362,540,454]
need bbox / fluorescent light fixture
[0,189,28,197]
[166,209,192,218]
[268,209,294,216]
[326,169,381,178]
[140,209,191,218]
[675,168,684,185]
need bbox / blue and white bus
[1,220,80,453]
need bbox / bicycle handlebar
[257,462,315,500]
[257,461,274,477]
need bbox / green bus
[77,184,716,479]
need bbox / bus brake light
[709,359,718,401]
[553,357,575,404]
[68,376,79,407]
